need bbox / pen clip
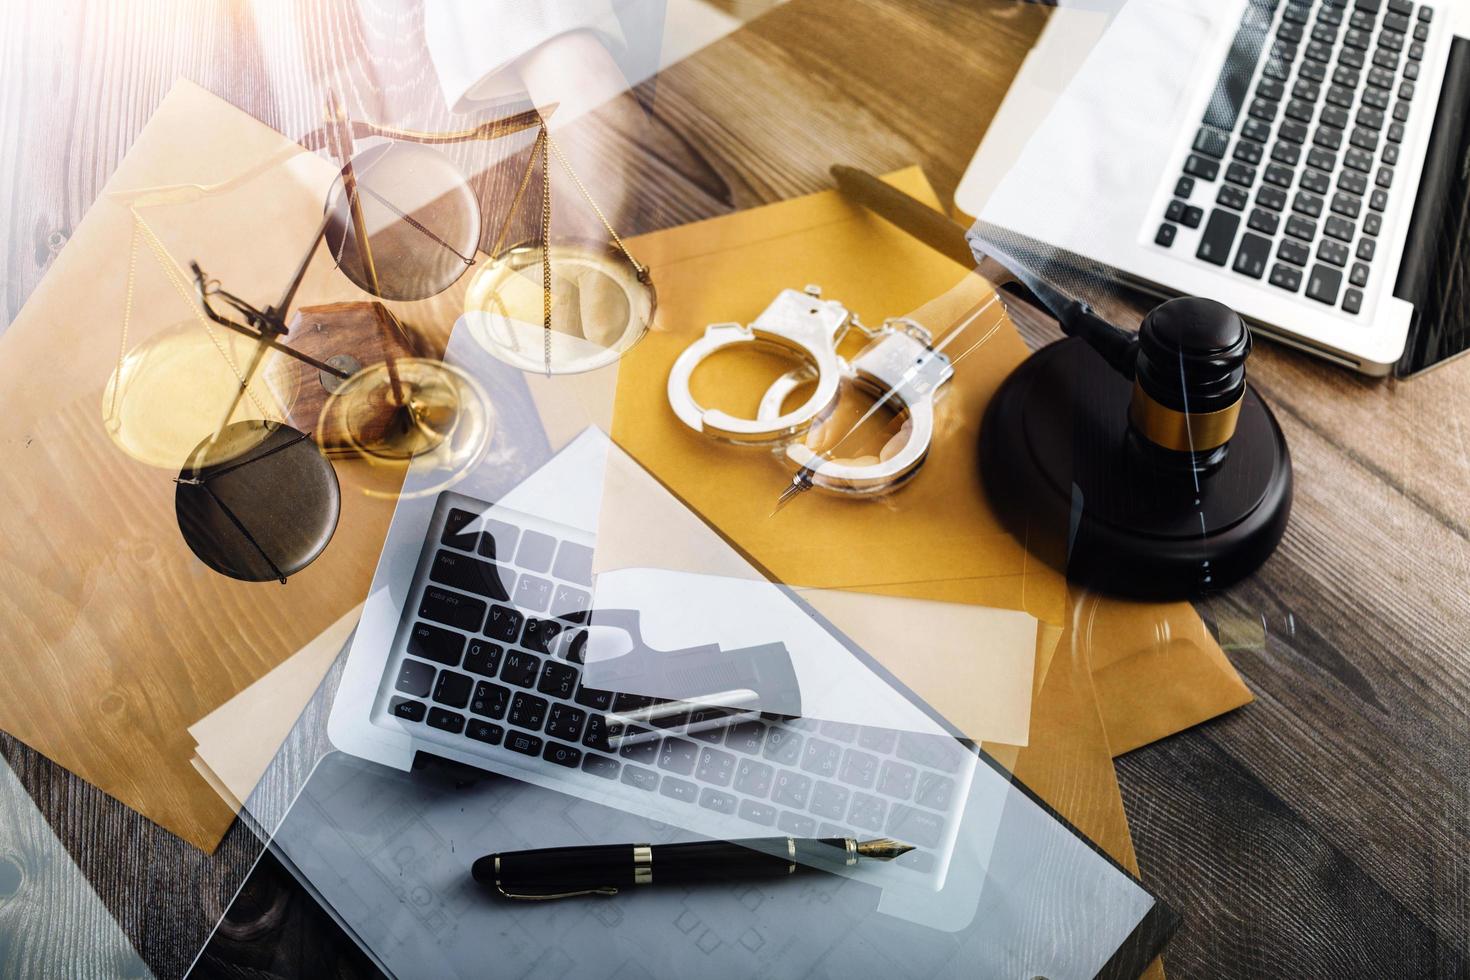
[495,883,620,901]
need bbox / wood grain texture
[1,0,1467,978]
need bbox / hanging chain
[545,133,646,279]
[539,128,553,377]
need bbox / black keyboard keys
[418,586,485,633]
[1279,238,1311,267]
[1269,263,1304,292]
[1248,208,1280,235]
[432,670,473,709]
[1184,154,1221,181]
[1197,209,1241,266]
[1233,234,1271,279]
[395,658,435,697]
[407,622,463,667]
[429,549,511,601]
[1218,184,1250,210]
[1306,264,1344,305]
[427,707,465,734]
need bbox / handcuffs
[666,286,954,497]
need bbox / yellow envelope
[607,166,1251,758]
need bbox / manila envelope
[0,80,481,850]
[604,166,1251,754]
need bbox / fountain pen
[473,836,914,900]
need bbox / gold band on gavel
[1128,382,1242,452]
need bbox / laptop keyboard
[376,492,972,880]
[1155,0,1434,314]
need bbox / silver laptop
[962,0,1469,376]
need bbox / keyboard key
[1181,206,1202,229]
[696,747,736,786]
[1155,223,1177,247]
[887,804,946,850]
[1318,238,1351,267]
[857,727,898,753]
[395,658,436,697]
[1345,147,1374,173]
[699,787,738,814]
[1284,3,1311,24]
[543,740,582,769]
[1300,169,1330,194]
[1264,163,1294,188]
[618,727,659,763]
[810,781,851,820]
[1279,21,1305,44]
[1193,126,1229,158]
[1341,46,1366,70]
[621,764,659,791]
[582,713,614,751]
[1373,48,1400,71]
[1233,234,1271,279]
[1284,99,1314,124]
[1258,185,1288,212]
[515,530,557,572]
[915,773,956,811]
[1343,288,1365,314]
[838,749,880,789]
[549,585,591,621]
[1225,162,1258,187]
[463,639,502,677]
[441,508,480,550]
[1280,120,1310,144]
[1363,85,1390,110]
[1350,9,1377,30]
[1269,263,1304,292]
[772,771,812,809]
[471,680,510,719]
[418,586,485,633]
[432,670,473,709]
[1400,80,1417,100]
[582,753,620,779]
[877,760,917,799]
[551,541,594,585]
[734,758,774,797]
[1184,154,1220,180]
[513,575,552,613]
[1357,237,1377,261]
[763,727,804,765]
[508,692,548,730]
[1350,262,1371,287]
[1368,66,1396,90]
[1306,264,1344,304]
[537,659,578,699]
[1418,5,1432,21]
[1327,81,1356,106]
[467,719,503,745]
[1299,59,1327,83]
[1319,5,1344,26]
[1285,214,1318,241]
[1234,140,1264,164]
[499,650,541,688]
[389,696,426,722]
[1339,169,1369,195]
[1334,193,1364,220]
[1387,122,1405,144]
[520,617,562,654]
[1406,59,1420,80]
[484,604,524,642]
[1175,175,1195,198]
[1305,40,1332,62]
[475,518,519,562]
[1325,215,1356,242]
[429,550,511,602]
[658,736,699,775]
[1413,22,1429,41]
[898,732,967,773]
[778,812,817,837]
[800,738,843,779]
[1312,125,1343,150]
[407,622,463,667]
[1270,141,1301,166]
[1278,238,1311,266]
[739,800,778,826]
[427,707,465,734]
[1293,191,1325,217]
[1196,209,1240,266]
[1166,199,1187,223]
[1409,40,1425,60]
[1377,166,1394,189]
[573,685,613,711]
[1371,189,1389,211]
[1349,127,1379,152]
[1243,117,1273,143]
[725,721,767,755]
[545,702,587,742]
[1292,77,1321,102]
[1307,147,1337,173]
[847,793,888,833]
[506,729,542,756]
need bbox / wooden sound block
[979,336,1293,599]
[285,301,420,455]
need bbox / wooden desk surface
[1,1,1467,977]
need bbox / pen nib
[770,468,814,516]
[855,838,915,861]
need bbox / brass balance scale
[103,95,653,582]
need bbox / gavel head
[1127,296,1251,468]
